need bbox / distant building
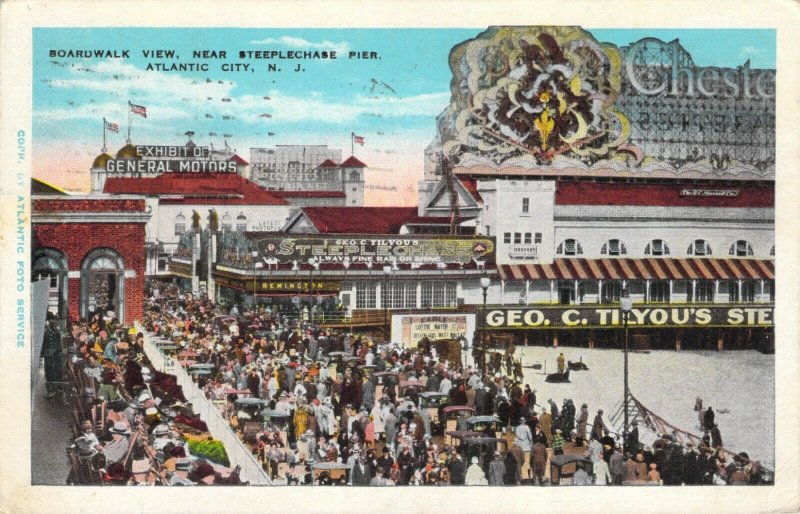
[249,144,366,206]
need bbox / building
[31,188,150,323]
[249,145,366,206]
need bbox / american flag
[353,133,365,145]
[104,120,120,133]
[129,102,147,118]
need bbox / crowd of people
[118,283,772,487]
[59,311,246,486]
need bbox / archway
[32,248,68,319]
[80,248,125,322]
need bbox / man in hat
[591,409,609,441]
[513,417,533,480]
[609,443,626,485]
[627,420,640,454]
[488,451,506,485]
[103,422,132,463]
[552,428,565,456]
[74,420,104,459]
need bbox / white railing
[138,325,272,485]
[509,244,538,259]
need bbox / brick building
[31,192,150,323]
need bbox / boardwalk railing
[138,324,273,485]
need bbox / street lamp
[308,257,317,321]
[620,288,633,453]
[480,275,491,372]
[383,264,392,342]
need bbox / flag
[205,114,213,118]
[223,133,233,138]
[185,131,195,137]
[353,134,365,145]
[209,132,217,136]
[129,102,147,118]
[267,132,275,136]
[105,120,120,133]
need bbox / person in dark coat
[504,451,520,485]
[351,454,373,486]
[474,386,487,416]
[447,450,466,485]
[704,406,715,431]
[591,409,608,441]
[683,444,700,484]
[710,424,723,449]
[42,320,63,397]
[627,420,640,454]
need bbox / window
[524,233,532,244]
[645,239,670,256]
[649,280,670,302]
[514,233,522,244]
[221,214,232,232]
[421,282,457,308]
[174,213,186,236]
[352,187,357,192]
[522,197,529,213]
[556,239,583,256]
[729,240,753,256]
[729,281,756,303]
[485,225,491,236]
[504,233,511,244]
[355,282,377,309]
[381,281,418,309]
[687,239,712,256]
[535,232,542,244]
[601,239,627,256]
[770,245,775,257]
[236,214,247,232]
[601,281,622,303]
[693,280,715,303]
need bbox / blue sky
[32,27,775,199]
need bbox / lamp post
[480,275,491,372]
[308,257,317,321]
[383,264,392,342]
[251,250,261,309]
[620,288,633,453]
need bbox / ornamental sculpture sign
[482,306,774,329]
[254,236,494,265]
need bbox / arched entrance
[80,248,125,322]
[32,248,68,319]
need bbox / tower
[339,156,366,206]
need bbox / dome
[92,152,113,169]
[116,143,140,159]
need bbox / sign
[392,313,476,349]
[255,236,494,265]
[214,274,340,294]
[106,159,237,173]
[680,189,739,197]
[481,306,774,329]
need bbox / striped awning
[497,258,775,281]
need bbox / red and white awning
[497,258,774,281]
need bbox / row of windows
[555,279,770,304]
[503,232,543,244]
[174,213,247,235]
[557,238,772,257]
[353,281,458,309]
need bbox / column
[716,331,724,351]
[574,280,580,306]
[416,281,422,309]
[668,280,673,304]
[549,280,555,304]
[714,280,720,304]
[645,279,651,303]
[675,331,682,351]
[501,279,506,306]
[376,281,382,309]
[598,279,604,304]
[552,332,559,348]
[760,279,765,303]
[588,330,595,349]
[525,280,530,305]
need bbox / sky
[32,28,776,204]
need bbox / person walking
[42,320,64,398]
[704,406,715,431]
[513,417,533,480]
[593,455,612,485]
[609,445,626,485]
[531,436,548,486]
[576,403,589,447]
[591,409,608,441]
[557,353,566,374]
[488,451,506,486]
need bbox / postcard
[1,1,798,513]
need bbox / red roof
[103,173,288,205]
[555,182,773,208]
[273,190,346,198]
[499,258,774,281]
[339,156,367,168]
[459,177,483,203]
[318,159,339,169]
[229,154,249,165]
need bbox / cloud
[249,36,350,55]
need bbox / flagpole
[351,132,354,156]
[102,117,107,153]
[127,101,132,144]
